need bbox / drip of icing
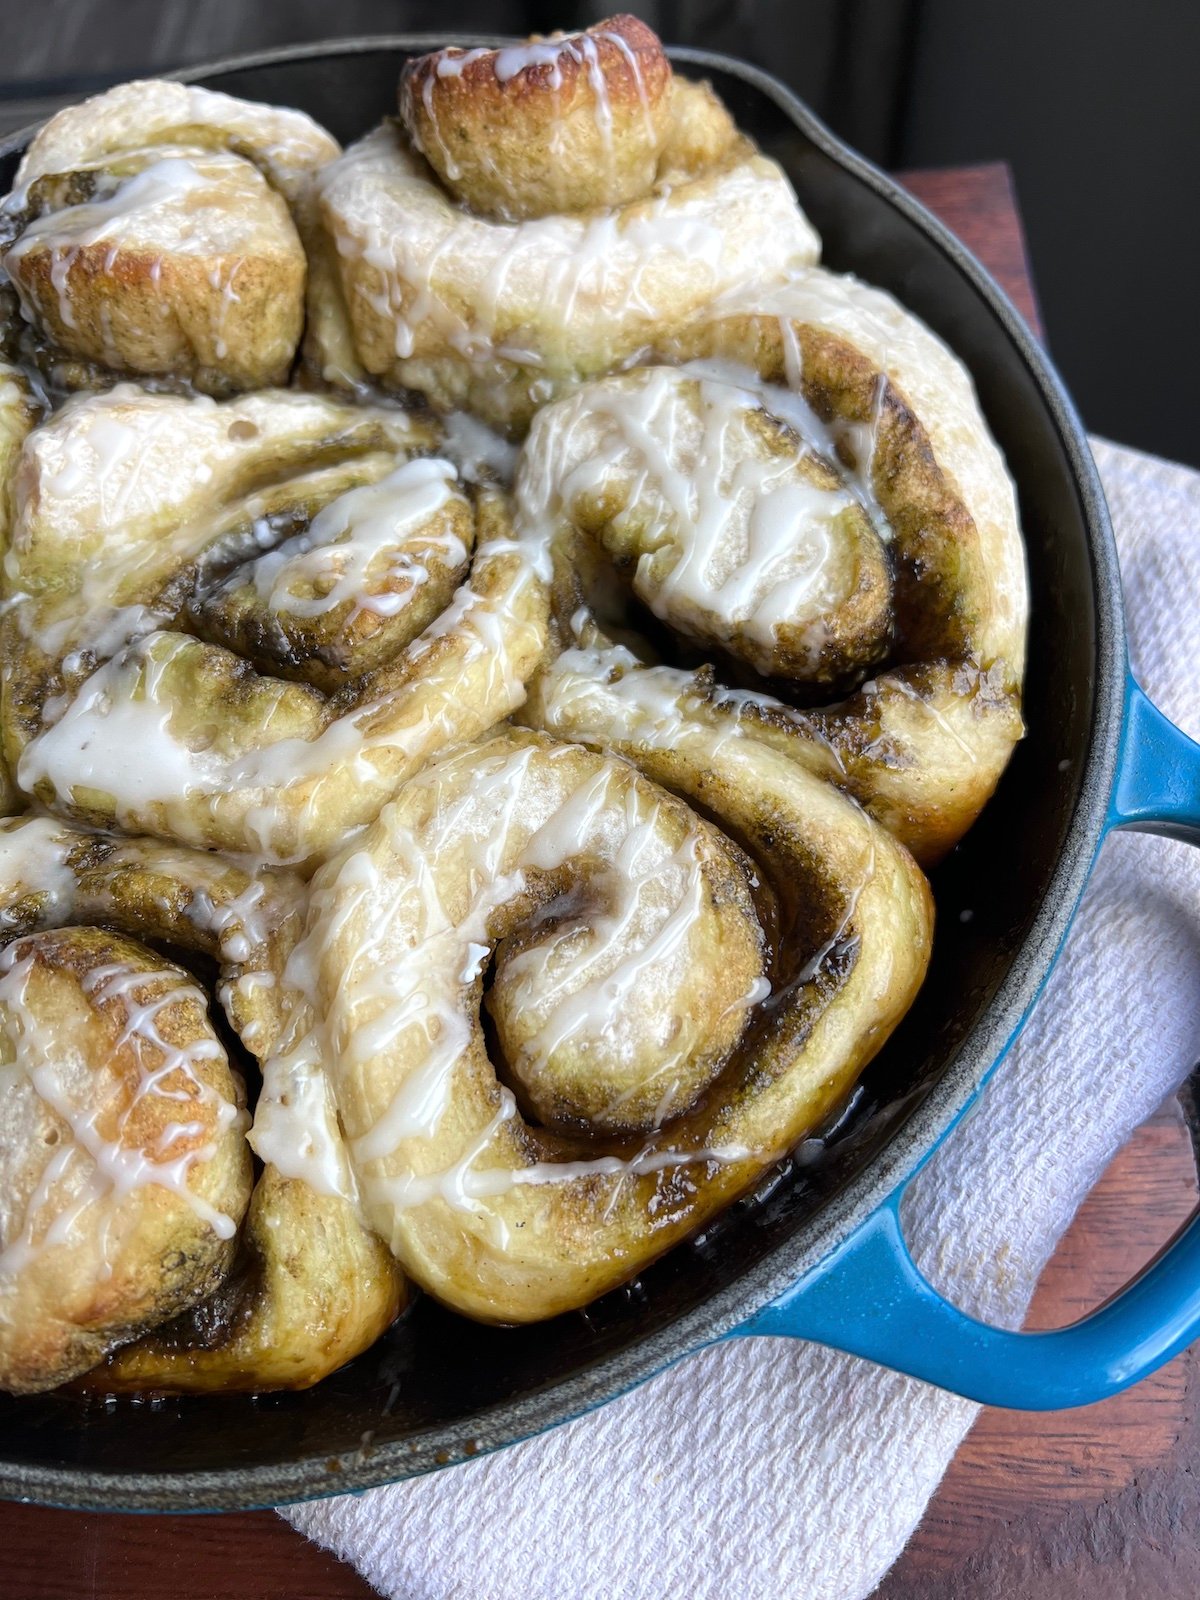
[521,369,866,674]
[0,820,78,930]
[596,28,658,146]
[433,47,491,78]
[250,1029,355,1200]
[206,256,245,361]
[246,458,465,622]
[5,158,211,333]
[440,410,519,484]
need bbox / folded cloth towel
[284,438,1200,1600]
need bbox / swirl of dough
[399,16,673,221]
[1,386,548,864]
[0,813,405,1394]
[316,20,821,431]
[517,268,1028,863]
[254,724,931,1322]
[0,80,342,395]
[0,366,39,815]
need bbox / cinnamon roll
[518,269,1028,862]
[400,15,673,220]
[257,725,931,1322]
[0,814,405,1394]
[316,18,821,431]
[1,386,548,863]
[0,80,341,395]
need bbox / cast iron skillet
[2,37,1199,1514]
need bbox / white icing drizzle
[433,47,490,78]
[380,1080,748,1215]
[536,640,773,770]
[0,941,242,1278]
[253,738,762,1226]
[5,158,210,333]
[520,368,866,674]
[247,458,465,622]
[679,354,893,542]
[186,876,272,965]
[0,820,77,930]
[318,123,820,380]
[206,255,245,362]
[250,1029,355,1201]
[596,28,658,146]
[440,410,519,484]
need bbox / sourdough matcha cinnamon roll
[0,814,405,1395]
[255,725,931,1323]
[518,267,1028,863]
[315,17,821,429]
[0,80,341,395]
[1,386,548,863]
[400,15,673,220]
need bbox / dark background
[2,1,1195,466]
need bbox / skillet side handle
[733,675,1200,1410]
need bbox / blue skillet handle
[734,676,1200,1409]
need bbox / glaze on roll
[519,270,1028,864]
[0,80,341,396]
[0,17,1029,1383]
[316,20,821,429]
[400,16,674,221]
[251,726,931,1322]
[1,384,548,863]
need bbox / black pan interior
[0,42,1121,1508]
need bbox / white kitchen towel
[285,438,1200,1600]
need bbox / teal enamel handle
[733,678,1200,1409]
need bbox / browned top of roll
[398,15,674,220]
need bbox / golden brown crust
[2,81,341,396]
[317,79,820,433]
[400,16,673,220]
[0,926,252,1393]
[658,75,740,175]
[87,1169,407,1394]
[0,814,406,1394]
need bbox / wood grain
[878,1102,1200,1599]
[899,163,1044,337]
[0,162,1181,1600]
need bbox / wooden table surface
[4,163,1197,1600]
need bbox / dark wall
[1,1,1195,466]
[896,1,1200,469]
